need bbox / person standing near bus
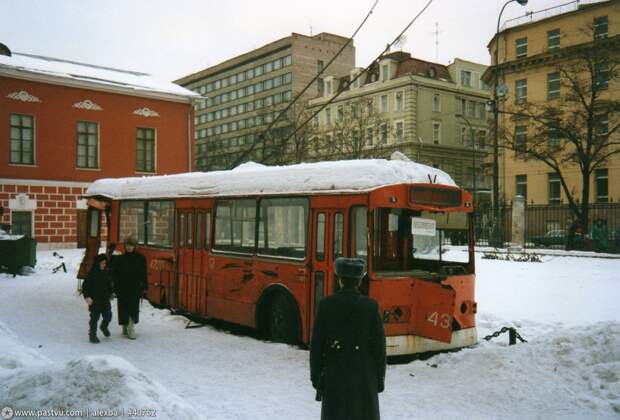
[310,257,386,420]
[113,236,147,340]
[82,253,113,344]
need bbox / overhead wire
[276,0,437,153]
[228,0,381,168]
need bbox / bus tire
[268,293,298,344]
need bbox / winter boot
[100,323,110,337]
[126,319,136,340]
[122,325,128,336]
[89,333,100,344]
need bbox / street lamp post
[492,0,528,244]
[456,114,476,200]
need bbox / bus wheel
[268,294,297,344]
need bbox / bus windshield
[372,208,470,276]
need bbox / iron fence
[472,203,620,253]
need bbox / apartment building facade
[0,44,200,248]
[485,0,619,205]
[307,51,490,195]
[176,32,355,171]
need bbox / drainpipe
[187,103,193,172]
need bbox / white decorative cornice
[9,193,37,211]
[7,90,41,102]
[133,107,160,117]
[73,99,103,111]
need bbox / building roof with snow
[85,158,457,200]
[0,45,202,103]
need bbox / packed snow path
[1,250,619,419]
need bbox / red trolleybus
[79,158,477,355]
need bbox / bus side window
[316,213,326,261]
[178,213,186,248]
[350,206,368,261]
[196,212,203,250]
[205,212,211,249]
[88,208,100,238]
[333,212,344,260]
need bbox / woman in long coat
[310,258,386,420]
[113,237,147,339]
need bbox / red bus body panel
[85,182,476,353]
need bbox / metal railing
[501,1,580,31]
[472,203,620,253]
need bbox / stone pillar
[510,195,525,251]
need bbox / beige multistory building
[485,0,619,205]
[176,32,355,171]
[307,51,490,196]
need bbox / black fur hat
[92,253,107,269]
[335,257,365,279]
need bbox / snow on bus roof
[84,158,457,200]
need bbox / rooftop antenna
[310,19,313,36]
[394,34,407,51]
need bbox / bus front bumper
[386,328,478,356]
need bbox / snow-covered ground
[1,250,619,419]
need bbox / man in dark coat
[113,236,147,340]
[310,257,386,420]
[82,253,114,343]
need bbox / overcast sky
[1,0,583,81]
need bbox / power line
[228,0,381,169]
[274,0,437,156]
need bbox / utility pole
[491,0,528,245]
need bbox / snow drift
[2,250,619,419]
[386,321,620,419]
[0,321,202,419]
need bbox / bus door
[77,199,107,280]
[193,209,211,316]
[308,208,346,337]
[176,205,211,316]
[176,208,198,313]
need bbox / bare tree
[314,100,398,160]
[261,102,318,164]
[195,134,231,172]
[500,30,619,229]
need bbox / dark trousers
[89,306,112,335]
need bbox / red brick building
[0,44,201,248]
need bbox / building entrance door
[77,209,87,248]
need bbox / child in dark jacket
[82,253,114,343]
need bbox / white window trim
[394,119,405,142]
[595,169,609,201]
[9,209,35,238]
[135,127,157,174]
[432,121,441,144]
[460,70,472,87]
[381,64,389,82]
[380,123,388,145]
[380,95,389,113]
[365,127,374,148]
[76,120,101,171]
[516,37,528,58]
[10,113,37,167]
[432,93,441,112]
[395,91,405,112]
